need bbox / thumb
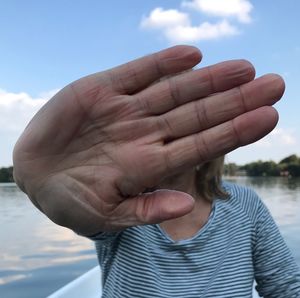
[123,190,195,226]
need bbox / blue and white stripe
[91,182,300,297]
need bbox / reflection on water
[225,177,300,225]
[0,179,300,297]
[0,184,98,298]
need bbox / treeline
[1,154,300,182]
[0,166,14,182]
[224,154,300,177]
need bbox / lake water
[0,177,300,298]
[0,183,98,298]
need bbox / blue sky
[0,0,299,166]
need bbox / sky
[0,0,299,166]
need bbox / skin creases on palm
[13,45,285,236]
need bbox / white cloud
[270,128,297,145]
[141,7,240,43]
[141,8,190,29]
[182,0,253,23]
[165,20,239,43]
[0,89,53,132]
[38,88,61,100]
[141,1,252,43]
[0,89,58,166]
[228,127,299,165]
[253,128,297,148]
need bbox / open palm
[13,46,284,236]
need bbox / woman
[89,157,300,297]
[13,45,299,297]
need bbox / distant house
[280,170,290,177]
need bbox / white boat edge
[47,266,102,298]
[47,266,260,297]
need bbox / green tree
[279,154,300,165]
[224,163,239,176]
[285,163,300,177]
[0,167,14,182]
[242,161,280,176]
[278,155,300,177]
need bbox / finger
[118,190,195,226]
[162,106,279,172]
[156,74,284,141]
[107,45,202,94]
[134,59,255,115]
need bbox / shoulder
[220,181,263,223]
[222,180,260,202]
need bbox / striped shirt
[90,182,300,297]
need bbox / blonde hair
[194,156,228,201]
[144,156,228,201]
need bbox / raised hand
[13,45,284,236]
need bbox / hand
[13,45,284,236]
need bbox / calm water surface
[0,177,300,297]
[0,183,98,298]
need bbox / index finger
[107,45,202,94]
